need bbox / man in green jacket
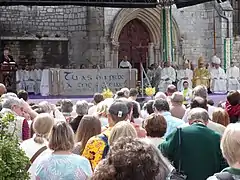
[160,108,227,180]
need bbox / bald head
[0,83,6,96]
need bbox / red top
[225,101,240,117]
[22,119,30,141]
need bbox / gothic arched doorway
[118,19,151,79]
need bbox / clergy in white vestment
[177,60,193,91]
[226,62,240,91]
[147,64,155,85]
[16,67,25,91]
[40,68,50,96]
[158,61,176,93]
[210,56,227,94]
[23,65,35,93]
[119,56,132,69]
[153,63,162,89]
[33,66,42,95]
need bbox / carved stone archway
[110,7,181,68]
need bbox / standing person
[34,64,42,95]
[192,56,210,88]
[182,81,192,106]
[35,121,92,179]
[0,83,7,97]
[128,88,139,101]
[82,101,129,169]
[147,64,155,86]
[20,114,54,180]
[160,108,227,180]
[153,62,162,90]
[158,61,176,93]
[119,56,132,68]
[177,60,193,91]
[88,93,104,115]
[226,61,240,91]
[73,115,101,155]
[212,108,230,127]
[207,124,240,180]
[169,92,186,119]
[210,56,227,94]
[1,47,14,64]
[153,99,185,138]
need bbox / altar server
[40,68,50,96]
[16,66,25,91]
[210,56,227,94]
[158,61,176,93]
[34,65,42,95]
[177,60,193,91]
[226,62,240,91]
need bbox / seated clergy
[192,57,210,88]
[210,56,227,94]
[16,66,25,91]
[226,61,240,91]
[23,65,35,93]
[34,65,42,95]
[177,60,193,91]
[158,61,176,93]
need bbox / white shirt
[20,136,52,180]
[119,60,132,68]
[34,69,43,80]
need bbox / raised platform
[28,94,227,106]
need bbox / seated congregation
[0,83,240,180]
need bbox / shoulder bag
[169,128,187,180]
[25,146,47,171]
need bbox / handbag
[169,128,187,180]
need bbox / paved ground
[29,94,227,106]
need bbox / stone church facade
[0,1,237,70]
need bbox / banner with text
[56,68,137,96]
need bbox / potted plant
[0,112,30,180]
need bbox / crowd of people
[0,82,240,180]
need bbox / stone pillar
[154,44,161,64]
[111,40,120,68]
[148,42,154,65]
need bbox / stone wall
[232,36,240,67]
[0,5,88,66]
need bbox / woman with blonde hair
[108,121,137,146]
[20,113,54,180]
[35,121,92,179]
[72,115,101,155]
[207,123,240,179]
[212,108,230,127]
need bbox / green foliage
[0,112,30,180]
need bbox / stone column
[111,40,120,68]
[154,44,161,64]
[148,42,154,65]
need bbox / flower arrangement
[102,88,113,99]
[145,87,156,97]
[0,112,30,180]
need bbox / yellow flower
[102,88,113,99]
[145,87,156,97]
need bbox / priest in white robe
[158,61,176,93]
[177,60,193,91]
[226,62,240,91]
[210,56,227,94]
[16,66,25,91]
[34,66,42,95]
[40,68,50,96]
[23,65,35,93]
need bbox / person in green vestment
[160,108,227,180]
[207,123,240,180]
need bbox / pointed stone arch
[110,7,182,67]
